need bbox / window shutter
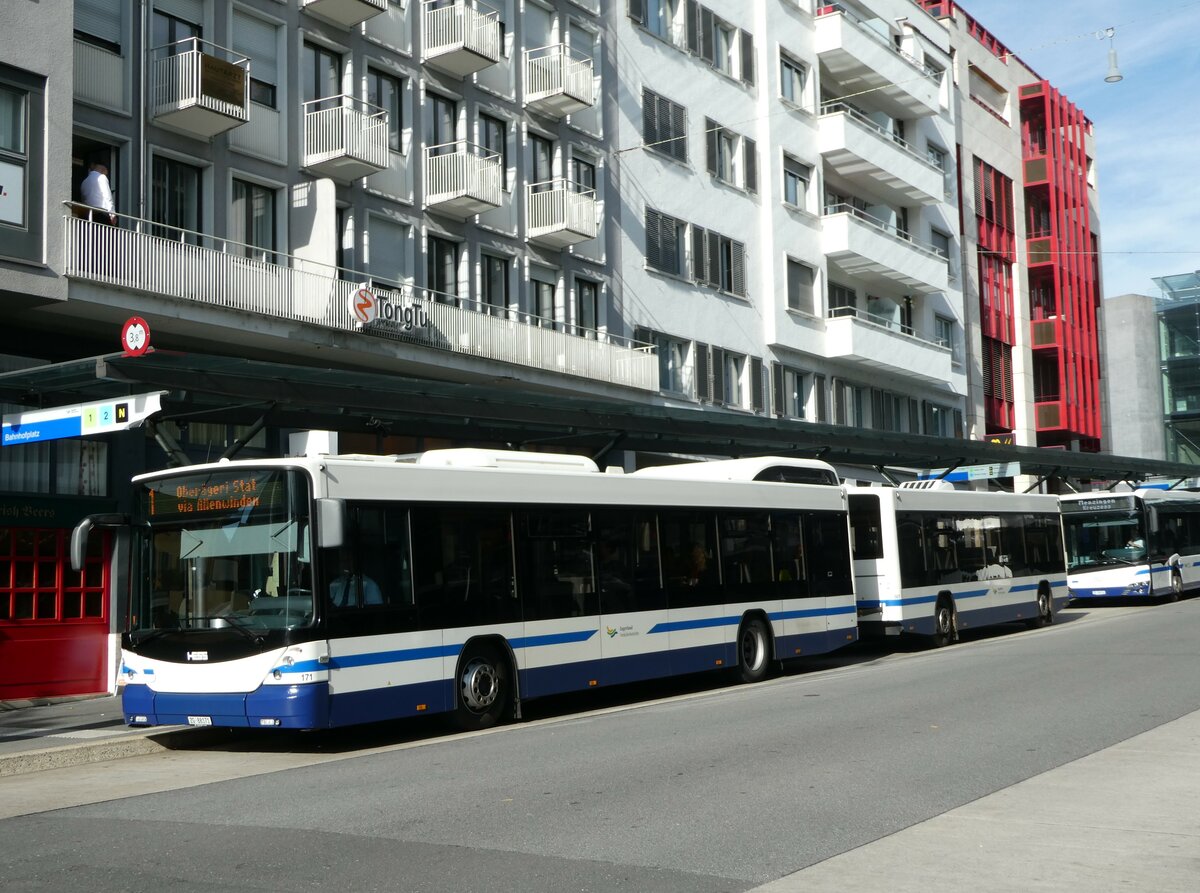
[634,325,654,347]
[660,214,680,275]
[670,101,687,161]
[953,409,964,438]
[706,231,720,287]
[628,0,645,25]
[76,0,122,47]
[740,31,755,85]
[642,88,658,146]
[157,0,203,24]
[922,401,934,434]
[233,11,278,84]
[695,343,710,402]
[691,226,706,282]
[750,357,764,413]
[711,348,726,405]
[705,119,718,176]
[686,0,700,53]
[744,138,757,192]
[814,375,827,422]
[771,363,784,417]
[644,208,662,270]
[700,7,715,64]
[731,240,746,296]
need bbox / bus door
[848,495,887,619]
[595,511,668,686]
[660,510,725,675]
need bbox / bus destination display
[145,471,287,519]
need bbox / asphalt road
[2,601,1199,892]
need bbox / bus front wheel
[453,642,513,732]
[932,597,958,648]
[1028,586,1053,628]
[1168,571,1183,603]
[737,616,773,684]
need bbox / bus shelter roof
[0,351,1192,487]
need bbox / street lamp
[1100,27,1123,83]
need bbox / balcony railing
[422,0,502,78]
[527,180,598,248]
[819,102,944,174]
[300,0,388,29]
[524,44,594,117]
[148,37,249,138]
[816,3,941,80]
[62,207,657,392]
[425,140,502,218]
[822,203,947,260]
[303,95,389,181]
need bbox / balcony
[821,204,949,295]
[814,5,940,119]
[61,209,658,393]
[424,140,502,219]
[527,180,598,248]
[74,39,127,113]
[524,44,594,118]
[825,306,964,390]
[148,38,249,139]
[300,0,388,29]
[303,95,389,181]
[422,0,502,78]
[818,103,944,206]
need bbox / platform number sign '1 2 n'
[121,317,151,357]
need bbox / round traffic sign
[121,317,151,357]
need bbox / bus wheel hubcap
[461,659,499,711]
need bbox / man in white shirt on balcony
[81,162,116,225]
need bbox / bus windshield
[132,468,315,636]
[1062,509,1146,571]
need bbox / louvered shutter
[76,0,122,46]
[730,240,746,296]
[670,100,687,161]
[628,0,645,25]
[233,10,277,84]
[771,363,784,417]
[685,0,699,53]
[642,88,658,147]
[750,357,764,413]
[695,343,710,402]
[705,119,718,175]
[706,230,720,287]
[711,348,726,405]
[744,138,757,192]
[691,226,706,282]
[814,375,827,422]
[740,31,755,85]
[644,208,662,271]
[660,213,680,275]
[699,8,715,64]
[157,0,203,24]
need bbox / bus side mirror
[315,498,345,549]
[69,513,128,571]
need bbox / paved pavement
[3,692,1199,891]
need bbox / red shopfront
[0,496,114,700]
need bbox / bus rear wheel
[1167,571,1183,603]
[932,597,958,648]
[453,642,513,732]
[737,617,773,684]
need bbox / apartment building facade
[1,0,1089,696]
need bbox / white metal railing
[74,40,125,111]
[303,95,389,171]
[423,0,502,62]
[815,3,941,81]
[822,203,947,260]
[148,37,249,121]
[424,140,502,207]
[820,102,943,173]
[524,44,595,106]
[62,208,657,392]
[301,0,388,12]
[527,180,598,239]
[827,304,949,353]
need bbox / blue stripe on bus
[648,604,855,635]
[508,629,599,649]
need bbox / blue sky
[949,0,1200,298]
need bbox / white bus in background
[847,482,1068,645]
[1060,488,1200,602]
[73,449,858,732]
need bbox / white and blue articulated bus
[1060,488,1200,602]
[846,482,1068,645]
[73,449,857,731]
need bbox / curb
[0,727,228,778]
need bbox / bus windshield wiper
[181,614,264,643]
[129,626,180,647]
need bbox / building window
[367,69,403,152]
[641,0,683,43]
[576,278,599,336]
[530,134,554,193]
[780,55,807,107]
[152,9,200,54]
[783,154,810,209]
[691,225,746,296]
[231,179,276,263]
[481,253,509,317]
[532,273,557,328]
[828,281,856,315]
[0,85,27,229]
[427,235,458,303]
[479,114,506,188]
[302,42,341,105]
[705,119,756,192]
[75,0,123,54]
[233,11,277,109]
[151,155,202,243]
[931,228,953,275]
[642,88,687,162]
[367,214,409,289]
[926,143,947,172]
[786,259,815,314]
[570,156,596,193]
[772,364,806,419]
[723,352,746,407]
[935,315,956,356]
[644,207,685,276]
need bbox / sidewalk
[0,692,192,776]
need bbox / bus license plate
[1092,590,1105,595]
[187,716,213,726]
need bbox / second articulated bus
[1061,488,1200,602]
[847,482,1068,645]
